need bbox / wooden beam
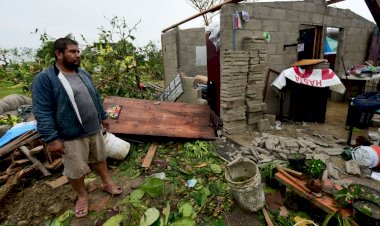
[162,0,243,33]
[142,142,159,168]
[326,0,346,5]
[0,131,40,157]
[19,146,51,176]
[262,207,274,226]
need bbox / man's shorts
[62,131,106,179]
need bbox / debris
[0,166,35,203]
[19,146,51,176]
[30,145,44,155]
[278,206,289,217]
[261,207,273,226]
[186,179,197,188]
[371,172,380,181]
[142,142,158,168]
[47,203,63,215]
[45,176,68,189]
[345,160,361,176]
[280,167,303,178]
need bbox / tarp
[0,121,37,147]
[324,37,338,55]
[271,67,345,94]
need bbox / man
[32,37,122,218]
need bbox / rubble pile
[225,132,358,180]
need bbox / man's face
[59,44,81,70]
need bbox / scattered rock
[322,148,344,156]
[327,162,340,180]
[345,160,361,176]
[47,203,63,215]
[17,221,28,226]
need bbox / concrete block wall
[220,1,375,115]
[243,37,269,130]
[161,30,179,85]
[220,51,248,134]
[161,28,207,85]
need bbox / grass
[0,81,23,99]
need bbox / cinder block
[258,119,271,132]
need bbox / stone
[256,147,271,156]
[327,162,340,180]
[258,154,274,163]
[17,221,29,226]
[345,160,361,176]
[285,141,299,150]
[258,119,270,131]
[47,203,63,215]
[264,114,276,126]
[313,153,330,164]
[322,148,344,156]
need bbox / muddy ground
[0,100,377,225]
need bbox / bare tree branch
[186,0,224,26]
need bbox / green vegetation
[0,81,23,99]
[0,16,164,99]
[305,159,325,179]
[47,141,233,225]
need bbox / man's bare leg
[92,160,122,195]
[68,176,88,218]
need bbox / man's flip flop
[100,184,122,195]
[75,196,89,218]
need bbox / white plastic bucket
[103,132,130,160]
[352,146,380,168]
[225,157,265,212]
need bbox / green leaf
[50,210,74,226]
[139,177,164,198]
[210,164,222,174]
[130,189,145,201]
[140,207,160,226]
[162,202,171,225]
[103,214,124,226]
[322,211,337,226]
[179,202,195,218]
[171,217,195,226]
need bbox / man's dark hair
[53,37,78,59]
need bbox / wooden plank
[0,131,40,157]
[142,142,159,168]
[45,176,68,189]
[19,146,51,176]
[104,97,215,139]
[280,167,304,178]
[277,168,311,194]
[162,0,243,32]
[275,171,338,213]
[262,207,273,226]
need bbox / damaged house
[161,0,378,134]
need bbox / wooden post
[19,146,51,176]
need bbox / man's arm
[32,72,60,143]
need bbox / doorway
[298,25,323,60]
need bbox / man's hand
[102,119,110,132]
[46,139,65,157]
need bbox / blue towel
[0,121,37,148]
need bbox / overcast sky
[0,0,374,50]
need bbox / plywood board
[103,97,215,139]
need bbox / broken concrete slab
[345,160,361,176]
[322,148,344,156]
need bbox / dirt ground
[0,99,378,225]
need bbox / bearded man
[32,37,122,218]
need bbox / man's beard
[62,57,80,71]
